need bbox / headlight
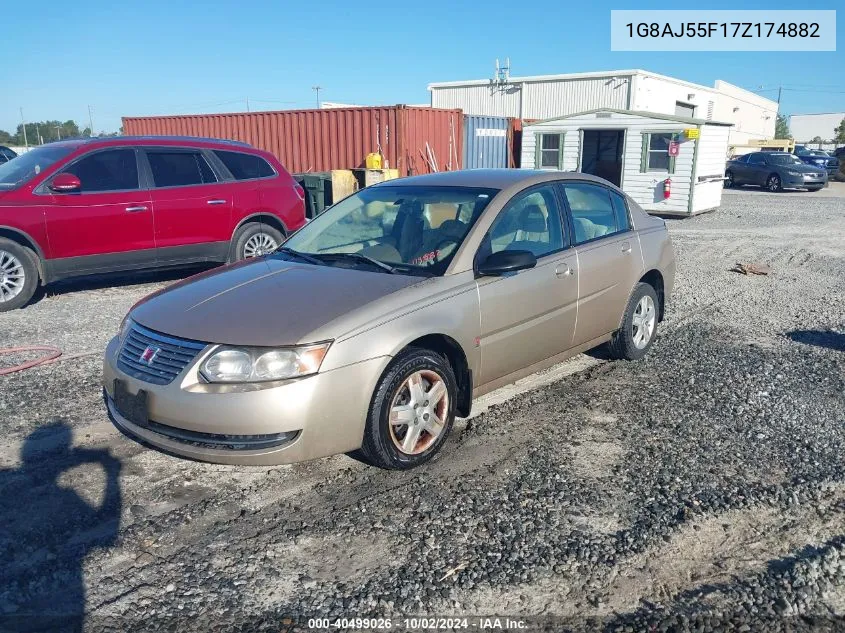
[199,343,331,383]
[118,316,133,341]
[786,170,802,176]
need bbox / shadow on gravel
[786,329,845,352]
[0,422,122,633]
[28,264,217,305]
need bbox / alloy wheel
[0,250,25,303]
[725,171,733,188]
[388,369,449,455]
[768,175,781,192]
[632,295,656,350]
[242,232,279,258]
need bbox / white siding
[523,111,717,215]
[789,112,845,143]
[431,84,521,117]
[521,77,630,119]
[692,124,731,214]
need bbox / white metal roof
[428,69,721,91]
[523,108,733,128]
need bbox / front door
[44,147,155,273]
[744,153,769,186]
[560,182,644,345]
[142,148,232,263]
[476,184,578,385]
[580,130,624,187]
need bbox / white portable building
[521,109,732,217]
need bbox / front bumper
[103,336,390,465]
[782,173,827,189]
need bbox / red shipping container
[122,106,463,176]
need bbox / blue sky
[1,0,842,134]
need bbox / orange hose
[0,346,64,376]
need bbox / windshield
[767,154,804,166]
[0,145,76,189]
[282,185,498,275]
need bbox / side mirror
[49,173,81,193]
[476,250,537,277]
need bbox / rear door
[43,147,155,273]
[560,182,643,346]
[141,147,233,264]
[475,183,578,385]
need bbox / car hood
[130,256,425,346]
[787,162,826,173]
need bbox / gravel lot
[1,186,844,632]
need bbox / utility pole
[34,123,41,145]
[777,85,782,105]
[88,105,95,137]
[246,97,250,113]
[20,108,28,149]
[55,124,62,140]
[312,85,321,108]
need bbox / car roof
[32,136,253,151]
[372,169,614,189]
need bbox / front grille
[117,322,207,385]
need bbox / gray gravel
[1,188,844,632]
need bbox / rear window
[146,151,217,187]
[214,150,275,180]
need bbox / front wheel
[359,348,457,470]
[724,170,734,188]
[766,174,783,193]
[0,239,39,312]
[230,223,285,262]
[607,283,660,361]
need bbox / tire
[230,222,285,262]
[607,282,660,361]
[359,347,457,470]
[0,238,39,312]
[724,170,734,188]
[766,174,783,193]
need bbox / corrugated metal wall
[522,77,630,119]
[463,115,510,169]
[122,106,463,176]
[431,84,522,117]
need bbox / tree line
[0,120,121,146]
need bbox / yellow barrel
[365,153,383,169]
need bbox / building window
[641,132,676,173]
[535,133,564,169]
[675,101,696,118]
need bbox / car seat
[507,205,551,256]
[573,217,609,243]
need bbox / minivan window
[147,151,217,187]
[0,145,74,189]
[62,149,139,192]
[214,150,275,180]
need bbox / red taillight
[293,183,305,200]
[663,178,671,200]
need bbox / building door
[579,130,624,187]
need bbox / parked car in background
[725,152,827,192]
[0,146,17,164]
[0,136,306,311]
[104,170,675,470]
[794,146,840,179]
[833,147,845,159]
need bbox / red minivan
[0,136,306,311]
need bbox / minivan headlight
[199,343,331,383]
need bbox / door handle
[125,205,148,213]
[207,199,227,205]
[555,264,575,278]
[621,241,632,254]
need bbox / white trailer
[522,108,732,217]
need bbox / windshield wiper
[275,247,324,266]
[323,252,398,274]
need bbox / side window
[63,149,139,192]
[535,133,564,170]
[562,183,621,244]
[214,150,275,180]
[748,153,766,165]
[482,186,564,259]
[146,151,217,187]
[641,132,675,173]
[609,191,631,232]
